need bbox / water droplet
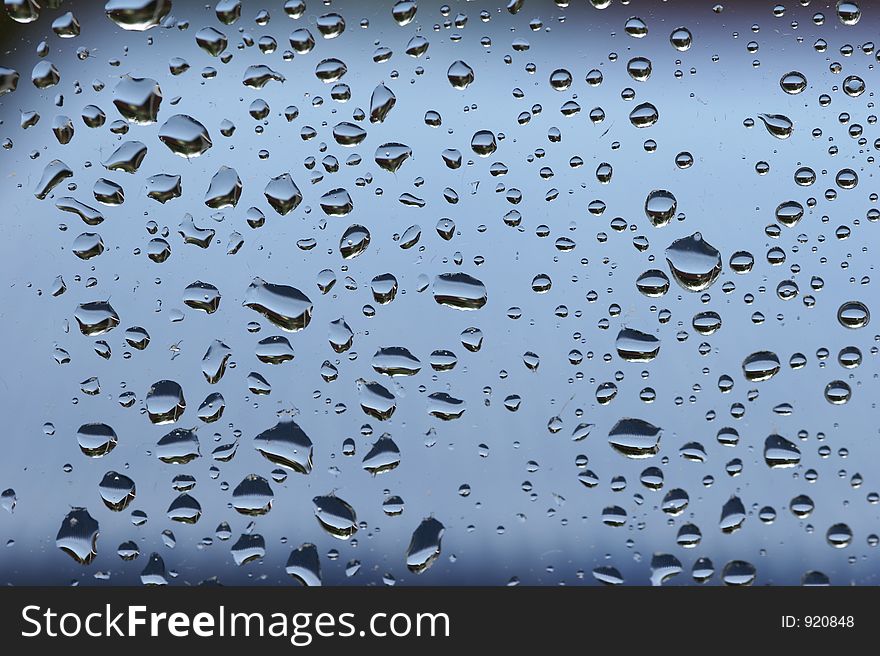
[286,544,321,586]
[670,26,692,50]
[549,68,572,90]
[75,300,120,336]
[34,159,72,200]
[720,495,746,533]
[780,71,807,94]
[837,301,869,328]
[146,380,186,424]
[627,57,652,82]
[315,58,347,82]
[254,420,313,474]
[232,474,274,515]
[156,428,199,464]
[263,173,302,215]
[313,494,357,539]
[758,113,793,139]
[362,435,401,474]
[742,351,780,382]
[433,273,487,309]
[99,471,136,511]
[836,1,860,25]
[447,60,474,89]
[105,0,171,31]
[636,269,670,297]
[77,423,118,457]
[103,141,148,174]
[358,379,396,420]
[56,508,99,564]
[375,143,412,173]
[625,16,648,38]
[316,12,345,38]
[159,114,212,157]
[644,190,677,227]
[629,102,659,128]
[665,233,722,291]
[320,188,353,216]
[392,0,418,26]
[243,277,312,331]
[721,560,756,585]
[195,26,228,56]
[340,224,370,259]
[0,66,19,95]
[471,130,497,156]
[204,166,241,208]
[242,64,285,89]
[370,83,396,123]
[764,434,800,468]
[824,380,851,405]
[826,523,853,548]
[616,328,660,362]
[608,418,661,458]
[406,517,445,573]
[113,76,162,124]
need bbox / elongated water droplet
[313,494,357,539]
[243,277,312,331]
[286,544,321,586]
[406,517,445,573]
[433,273,487,309]
[758,113,793,139]
[608,418,661,458]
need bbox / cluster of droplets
[0,0,877,586]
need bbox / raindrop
[113,76,162,124]
[665,233,722,291]
[254,420,313,474]
[608,418,661,458]
[146,380,186,424]
[56,508,99,564]
[837,301,869,328]
[159,115,212,158]
[433,273,488,309]
[406,518,445,573]
[758,113,793,139]
[313,494,357,539]
[105,0,171,31]
[286,544,322,586]
[447,60,475,89]
[99,471,136,511]
[243,277,312,331]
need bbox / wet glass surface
[0,0,878,586]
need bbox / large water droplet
[433,273,488,309]
[113,76,162,124]
[146,379,186,424]
[159,114,212,157]
[758,113,793,139]
[254,420,313,474]
[105,0,171,31]
[608,418,661,458]
[447,60,474,89]
[243,277,312,331]
[56,508,99,564]
[313,494,357,539]
[665,232,722,291]
[406,517,445,573]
